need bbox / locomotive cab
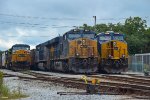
[97,31,128,73]
[7,44,31,71]
[61,29,98,73]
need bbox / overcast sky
[0,0,150,50]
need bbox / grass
[0,71,28,99]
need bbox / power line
[0,21,47,26]
[97,16,149,20]
[0,13,149,29]
[0,35,63,38]
[0,21,74,29]
[0,13,86,21]
[0,21,48,28]
[6,35,53,37]
[1,13,149,21]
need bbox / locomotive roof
[97,31,124,36]
[64,29,96,35]
[36,36,63,48]
[12,44,30,48]
[44,36,63,47]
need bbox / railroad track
[128,74,150,79]
[3,71,150,97]
[26,71,150,87]
[18,71,150,96]
[87,74,150,86]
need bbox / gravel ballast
[1,69,134,100]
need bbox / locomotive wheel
[65,64,69,72]
[8,63,12,70]
[50,62,54,71]
[35,63,39,71]
[63,62,69,73]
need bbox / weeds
[0,71,28,99]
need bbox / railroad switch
[144,70,149,76]
[144,71,149,76]
[57,76,101,95]
[86,84,99,94]
[86,78,100,94]
[144,68,149,76]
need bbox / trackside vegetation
[0,71,28,99]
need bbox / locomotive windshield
[68,34,81,40]
[67,30,96,40]
[113,35,124,41]
[83,34,95,39]
[68,33,95,40]
[99,35,111,41]
[12,46,30,52]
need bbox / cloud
[0,27,59,50]
[0,0,149,51]
[0,38,23,50]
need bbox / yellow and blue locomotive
[97,31,128,73]
[5,44,31,71]
[35,29,98,73]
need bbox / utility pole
[93,16,96,32]
[93,16,96,26]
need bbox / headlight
[76,53,79,56]
[108,54,111,58]
[82,40,85,44]
[108,54,113,58]
[113,42,117,47]
[122,54,125,58]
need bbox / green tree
[108,23,124,33]
[124,17,148,54]
[124,17,147,35]
[144,28,150,52]
[95,24,109,33]
[80,24,94,31]
[127,34,147,54]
